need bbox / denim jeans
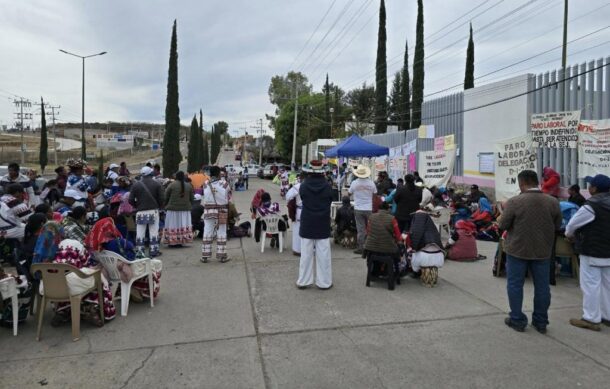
[506,255,551,328]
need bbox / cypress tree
[411,0,425,128]
[389,72,402,126]
[98,150,104,184]
[400,40,411,130]
[162,19,182,177]
[187,115,199,173]
[324,74,331,138]
[210,124,217,165]
[39,97,48,173]
[464,22,475,90]
[374,0,387,134]
[198,109,204,168]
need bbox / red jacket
[542,167,560,197]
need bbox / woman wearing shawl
[254,192,286,246]
[163,171,194,246]
[470,197,493,230]
[65,158,92,208]
[408,210,445,287]
[32,222,64,264]
[86,217,162,300]
[250,189,265,219]
[51,239,116,326]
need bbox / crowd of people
[1,156,608,336]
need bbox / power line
[287,0,339,72]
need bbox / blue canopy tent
[324,134,389,158]
[324,134,389,200]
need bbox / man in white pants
[297,161,334,289]
[201,166,231,263]
[129,166,164,257]
[285,173,304,256]
[566,174,610,331]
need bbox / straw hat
[353,164,371,179]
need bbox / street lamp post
[329,107,335,138]
[59,49,107,160]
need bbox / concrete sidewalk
[2,177,609,388]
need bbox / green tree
[374,0,387,134]
[399,39,411,130]
[268,72,311,110]
[162,19,182,177]
[198,109,205,167]
[187,115,199,173]
[39,97,48,173]
[346,82,376,122]
[324,74,331,138]
[464,22,475,90]
[411,0,425,128]
[388,71,402,126]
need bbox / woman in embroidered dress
[254,192,287,247]
[49,239,116,326]
[61,206,89,242]
[65,158,92,209]
[163,171,194,246]
[86,217,162,300]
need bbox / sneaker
[353,249,363,255]
[201,257,209,263]
[569,318,601,331]
[531,323,547,334]
[504,317,525,332]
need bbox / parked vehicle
[223,164,244,175]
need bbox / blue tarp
[324,134,389,158]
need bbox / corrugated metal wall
[420,92,464,176]
[532,56,610,185]
[363,131,407,148]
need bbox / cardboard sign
[577,119,610,178]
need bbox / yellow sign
[418,125,427,138]
[444,134,455,150]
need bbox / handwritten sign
[531,110,581,148]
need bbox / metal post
[291,84,299,168]
[258,119,263,167]
[20,100,25,165]
[82,57,86,160]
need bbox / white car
[244,164,259,177]
[224,164,244,175]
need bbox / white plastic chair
[93,250,154,316]
[0,277,20,336]
[432,208,452,241]
[260,214,283,253]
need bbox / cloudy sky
[0,0,608,135]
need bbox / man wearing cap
[466,184,486,206]
[566,174,610,331]
[297,160,334,289]
[129,166,165,257]
[0,162,36,207]
[348,165,376,255]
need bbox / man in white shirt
[348,165,376,255]
[565,174,610,331]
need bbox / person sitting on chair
[364,202,402,275]
[334,196,356,248]
[254,192,286,247]
[408,210,445,287]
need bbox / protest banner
[408,153,416,171]
[434,137,445,152]
[531,110,581,148]
[402,139,416,155]
[418,149,456,187]
[577,119,610,178]
[494,133,537,201]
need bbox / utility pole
[49,105,60,166]
[251,119,264,166]
[291,84,299,168]
[561,0,568,110]
[13,98,32,165]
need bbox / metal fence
[532,56,610,186]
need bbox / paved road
[1,132,82,151]
[3,162,609,387]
